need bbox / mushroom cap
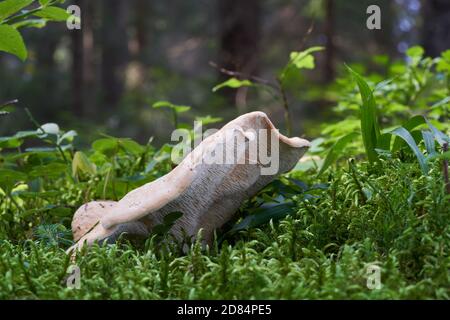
[71,200,117,242]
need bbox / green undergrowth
[1,44,449,299]
[1,159,448,299]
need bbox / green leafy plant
[152,100,191,129]
[212,47,324,136]
[317,50,449,176]
[0,44,449,300]
[0,0,70,61]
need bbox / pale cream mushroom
[68,111,310,253]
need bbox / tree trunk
[324,0,335,82]
[71,19,83,117]
[71,0,96,118]
[101,0,130,114]
[422,0,450,57]
[134,0,151,57]
[218,0,261,104]
[35,26,60,117]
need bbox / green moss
[0,160,448,300]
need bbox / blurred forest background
[0,0,449,146]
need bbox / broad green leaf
[347,66,380,163]
[391,127,428,174]
[281,46,324,79]
[392,115,425,152]
[195,115,222,125]
[290,52,314,69]
[48,206,72,217]
[441,49,450,61]
[229,202,295,233]
[212,78,253,92]
[0,136,22,148]
[0,0,33,22]
[318,132,359,176]
[72,151,96,177]
[12,190,60,198]
[118,139,145,155]
[39,0,51,6]
[0,129,40,148]
[425,118,449,147]
[0,168,27,191]
[437,49,450,72]
[152,101,172,108]
[376,132,392,150]
[406,46,424,65]
[289,47,324,68]
[422,130,436,156]
[92,138,119,157]
[34,6,70,21]
[152,101,190,113]
[0,25,27,61]
[437,58,450,73]
[29,163,68,179]
[173,105,190,113]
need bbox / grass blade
[424,118,449,147]
[391,127,428,174]
[346,66,380,164]
[422,130,436,156]
[392,115,425,152]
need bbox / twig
[209,61,278,89]
[209,22,315,138]
[276,77,292,136]
[3,0,59,24]
[297,21,315,51]
[210,61,293,135]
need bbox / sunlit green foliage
[0,46,449,299]
[0,0,70,61]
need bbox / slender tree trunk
[71,0,96,118]
[324,0,335,82]
[135,0,150,57]
[35,27,60,117]
[101,0,130,114]
[71,20,83,117]
[422,0,450,57]
[218,0,261,104]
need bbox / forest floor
[1,158,448,299]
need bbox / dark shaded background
[0,0,449,145]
